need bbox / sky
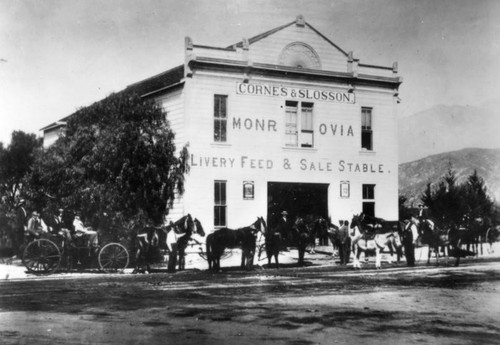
[1,0,499,145]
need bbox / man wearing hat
[54,208,71,243]
[277,210,291,250]
[417,203,429,220]
[26,211,48,238]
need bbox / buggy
[22,230,129,274]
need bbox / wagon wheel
[98,243,129,272]
[22,239,61,274]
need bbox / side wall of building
[156,87,187,222]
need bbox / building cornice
[188,57,402,89]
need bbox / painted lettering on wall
[232,117,354,137]
[190,154,387,174]
[236,83,355,103]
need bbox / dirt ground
[0,244,499,345]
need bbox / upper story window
[285,101,314,148]
[214,95,227,142]
[361,107,373,151]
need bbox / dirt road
[1,257,500,345]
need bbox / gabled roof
[125,64,185,97]
[41,65,185,132]
[228,18,348,57]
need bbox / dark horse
[134,214,204,273]
[290,217,313,266]
[206,217,267,271]
[262,222,282,268]
[411,217,449,265]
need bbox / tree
[464,170,493,220]
[33,91,189,241]
[0,131,42,250]
[419,164,495,230]
[0,131,42,208]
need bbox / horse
[133,214,204,273]
[133,225,160,273]
[262,222,283,269]
[289,217,313,266]
[163,214,205,272]
[206,217,267,271]
[350,214,402,269]
[311,216,329,251]
[411,217,449,265]
[447,223,477,267]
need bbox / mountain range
[398,104,500,205]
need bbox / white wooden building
[43,15,402,230]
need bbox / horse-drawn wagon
[22,232,129,274]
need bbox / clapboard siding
[155,88,187,219]
[156,88,186,152]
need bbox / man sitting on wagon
[73,212,98,247]
[26,211,49,239]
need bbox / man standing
[338,220,351,265]
[277,211,290,248]
[403,216,420,267]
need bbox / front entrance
[267,182,328,229]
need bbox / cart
[22,232,129,274]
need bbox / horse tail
[206,233,213,268]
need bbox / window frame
[284,100,314,148]
[214,95,228,143]
[214,180,227,227]
[361,107,373,151]
[362,184,375,217]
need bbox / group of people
[274,205,428,268]
[25,209,98,247]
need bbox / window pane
[362,184,375,199]
[362,202,375,218]
[214,182,220,203]
[214,95,227,119]
[214,97,219,117]
[220,97,226,118]
[362,130,372,150]
[300,131,313,147]
[362,107,372,129]
[301,109,313,130]
[220,182,226,204]
[214,181,227,227]
[285,103,298,147]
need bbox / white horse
[350,214,402,269]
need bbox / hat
[281,211,288,216]
[32,211,39,216]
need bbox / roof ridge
[126,64,184,89]
[227,20,295,48]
